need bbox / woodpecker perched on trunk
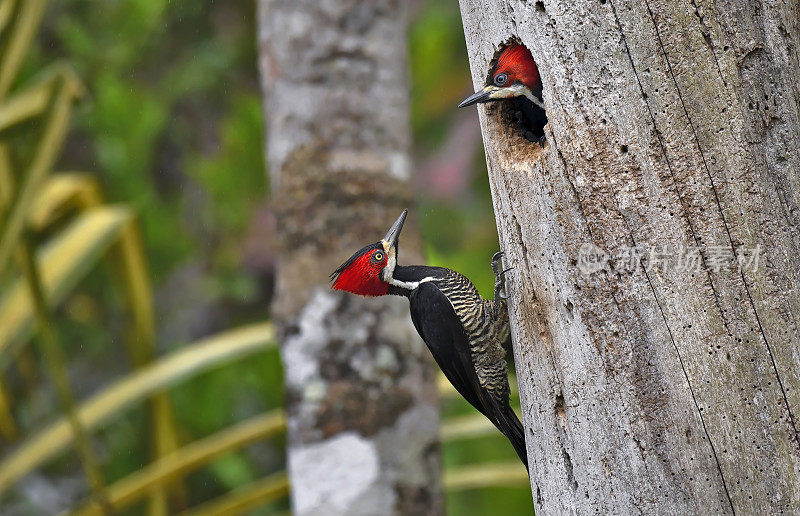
[330,210,528,469]
[459,44,547,143]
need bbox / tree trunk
[257,2,443,514]
[459,0,800,513]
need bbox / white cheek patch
[487,85,518,100]
[381,245,397,283]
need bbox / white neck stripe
[522,88,545,110]
[383,247,434,291]
[389,276,435,291]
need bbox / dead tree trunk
[258,2,443,514]
[459,0,800,513]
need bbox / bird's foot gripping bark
[492,251,513,303]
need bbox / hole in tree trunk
[482,39,548,153]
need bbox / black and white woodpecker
[330,210,527,469]
[459,44,547,143]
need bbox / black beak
[384,209,407,249]
[458,87,493,108]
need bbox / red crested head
[492,44,540,90]
[458,44,543,108]
[330,209,407,297]
[330,243,390,297]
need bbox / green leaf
[0,65,82,277]
[0,206,132,360]
[70,410,285,516]
[176,472,288,516]
[0,321,275,494]
[0,0,47,99]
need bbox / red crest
[330,244,390,297]
[494,45,541,90]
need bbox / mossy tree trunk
[258,1,443,514]
[459,0,800,513]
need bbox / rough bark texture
[459,0,800,513]
[258,1,443,514]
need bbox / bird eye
[373,251,384,261]
[494,73,508,86]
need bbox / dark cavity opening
[485,40,548,146]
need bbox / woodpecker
[459,44,547,143]
[330,210,528,469]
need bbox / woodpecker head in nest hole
[459,44,547,143]
[330,210,407,297]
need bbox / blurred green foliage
[409,0,501,299]
[410,1,473,140]
[5,0,531,514]
[30,0,266,281]
[5,2,279,513]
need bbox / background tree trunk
[459,0,800,513]
[257,1,443,514]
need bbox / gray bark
[257,1,443,515]
[459,0,800,513]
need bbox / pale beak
[383,209,407,249]
[458,86,498,108]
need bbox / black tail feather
[490,400,529,471]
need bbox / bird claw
[492,252,512,301]
[497,267,514,299]
[491,251,504,276]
